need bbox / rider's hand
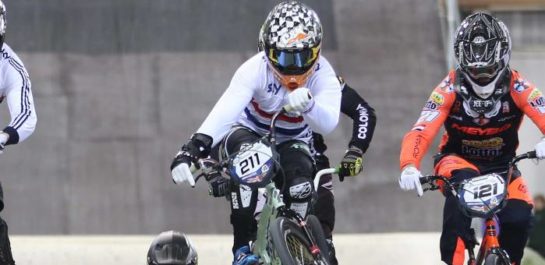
[535,138,545,159]
[286,87,314,114]
[170,151,196,187]
[170,133,213,187]
[399,165,424,196]
[338,146,363,181]
[0,132,8,154]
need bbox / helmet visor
[466,64,500,80]
[267,47,319,75]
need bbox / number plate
[230,141,275,186]
[458,173,507,217]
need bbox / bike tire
[269,217,328,265]
[483,252,510,265]
[305,214,331,262]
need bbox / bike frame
[421,151,536,265]
[253,181,285,264]
[196,107,329,264]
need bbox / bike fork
[474,218,500,265]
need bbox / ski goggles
[266,46,319,75]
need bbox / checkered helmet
[261,1,323,89]
[0,1,6,49]
[454,12,511,98]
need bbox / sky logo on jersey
[267,83,282,95]
[528,88,545,114]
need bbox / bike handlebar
[419,151,537,194]
[314,167,339,189]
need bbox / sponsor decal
[451,123,512,136]
[514,79,529,93]
[462,137,504,149]
[417,110,440,123]
[430,91,445,105]
[231,192,239,209]
[267,83,282,95]
[440,77,454,93]
[356,104,369,139]
[412,135,423,159]
[528,88,545,114]
[424,100,438,110]
[289,182,312,199]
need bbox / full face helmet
[454,12,511,99]
[147,231,198,265]
[261,1,323,90]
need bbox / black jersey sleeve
[340,84,376,153]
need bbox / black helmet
[454,12,511,98]
[0,1,5,49]
[261,1,322,90]
[147,231,198,265]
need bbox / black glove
[170,133,213,171]
[338,146,363,181]
[206,172,230,198]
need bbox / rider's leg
[313,153,338,265]
[0,183,14,265]
[220,127,261,258]
[275,140,315,219]
[314,153,335,239]
[497,176,534,265]
[435,155,480,265]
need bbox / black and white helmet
[261,1,323,89]
[454,12,511,98]
[147,231,198,265]
[0,1,6,49]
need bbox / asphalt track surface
[9,234,545,265]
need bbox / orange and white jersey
[400,69,545,171]
[0,43,36,145]
[197,52,341,146]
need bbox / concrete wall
[0,0,496,234]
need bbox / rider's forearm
[340,85,376,153]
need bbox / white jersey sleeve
[1,44,36,145]
[196,55,261,146]
[303,57,341,134]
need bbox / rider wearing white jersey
[0,2,37,264]
[170,2,341,265]
[198,52,340,146]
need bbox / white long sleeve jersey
[197,52,342,146]
[0,44,36,145]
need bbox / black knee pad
[219,127,261,160]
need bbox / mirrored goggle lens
[267,47,319,75]
[467,64,499,79]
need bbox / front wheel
[269,217,328,265]
[305,215,331,262]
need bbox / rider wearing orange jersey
[399,13,545,265]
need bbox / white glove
[171,152,197,187]
[399,165,424,196]
[0,133,8,154]
[286,87,314,114]
[535,138,545,159]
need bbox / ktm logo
[452,123,512,135]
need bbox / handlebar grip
[527,150,537,159]
[419,176,430,185]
